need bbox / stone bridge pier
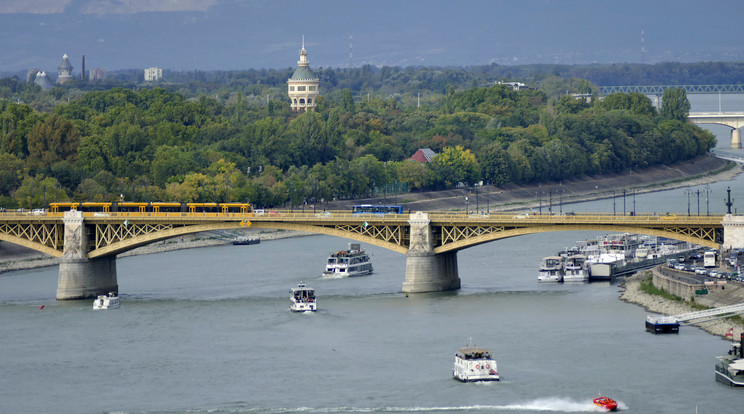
[402,212,461,293]
[56,211,118,300]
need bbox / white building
[144,67,162,82]
[57,54,73,84]
[287,37,319,112]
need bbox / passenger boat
[592,396,618,411]
[453,338,499,382]
[290,283,316,312]
[562,254,588,282]
[538,256,563,282]
[92,292,120,310]
[322,243,373,277]
[715,332,744,386]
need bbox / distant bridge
[689,112,744,148]
[599,85,744,95]
[2,210,739,300]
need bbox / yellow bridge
[0,210,736,300]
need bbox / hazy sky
[2,0,744,74]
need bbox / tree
[431,146,480,187]
[26,115,80,170]
[660,88,690,122]
[479,143,513,186]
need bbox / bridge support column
[732,128,741,149]
[402,212,461,293]
[56,211,118,300]
[723,214,744,250]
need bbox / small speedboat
[93,292,120,310]
[593,396,618,411]
[290,283,316,312]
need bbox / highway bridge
[2,209,741,300]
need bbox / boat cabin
[456,347,493,360]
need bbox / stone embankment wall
[620,268,744,339]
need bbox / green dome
[290,66,318,82]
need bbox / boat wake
[223,397,626,412]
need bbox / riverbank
[325,154,741,212]
[620,270,744,339]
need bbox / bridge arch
[688,113,744,148]
[0,233,63,258]
[434,224,719,254]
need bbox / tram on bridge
[48,201,253,214]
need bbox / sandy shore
[620,271,744,339]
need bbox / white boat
[290,283,316,312]
[322,243,373,277]
[453,338,499,382]
[538,256,563,282]
[562,254,588,282]
[715,332,744,386]
[92,292,120,310]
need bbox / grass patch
[639,276,684,302]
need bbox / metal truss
[439,224,509,246]
[0,221,63,253]
[332,223,407,247]
[94,222,180,250]
[599,85,744,95]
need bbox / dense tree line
[0,76,714,209]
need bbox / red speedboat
[593,396,618,411]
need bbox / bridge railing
[1,210,725,224]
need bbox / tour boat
[592,396,618,411]
[538,256,563,282]
[453,338,499,382]
[322,243,373,277]
[92,292,120,310]
[715,332,744,386]
[290,283,316,312]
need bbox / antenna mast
[349,32,353,68]
[640,27,646,63]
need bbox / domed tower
[287,37,319,112]
[57,54,73,84]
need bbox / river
[2,96,744,413]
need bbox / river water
[2,97,744,413]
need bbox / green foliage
[660,88,691,122]
[0,67,721,208]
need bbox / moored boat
[645,314,680,334]
[715,332,744,386]
[562,254,588,282]
[538,256,563,282]
[322,243,373,277]
[92,292,120,310]
[290,283,316,312]
[453,338,499,382]
[592,396,618,411]
[232,236,259,245]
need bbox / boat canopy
[730,360,744,370]
[456,347,492,359]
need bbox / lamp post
[685,188,691,216]
[705,184,711,215]
[465,196,469,214]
